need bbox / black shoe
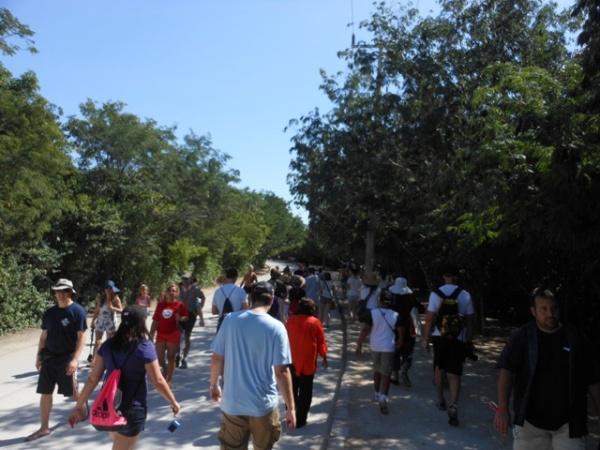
[400,372,412,387]
[175,355,181,368]
[448,404,459,426]
[379,400,389,415]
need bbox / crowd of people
[24,262,600,449]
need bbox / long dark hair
[109,305,150,352]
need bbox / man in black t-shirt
[494,288,600,448]
[25,279,88,442]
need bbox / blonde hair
[165,283,179,296]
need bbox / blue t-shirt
[98,339,156,407]
[42,302,88,358]
[211,310,291,416]
[304,275,320,302]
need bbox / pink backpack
[90,347,138,431]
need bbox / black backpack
[434,287,463,339]
[217,287,235,332]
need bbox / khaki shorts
[372,351,395,376]
[219,408,281,450]
[514,421,585,450]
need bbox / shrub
[0,255,50,335]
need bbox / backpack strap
[219,286,235,318]
[107,345,145,409]
[434,286,462,303]
[434,287,447,300]
[108,345,136,371]
[450,286,462,298]
[365,286,378,302]
[378,308,396,334]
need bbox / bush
[0,255,50,335]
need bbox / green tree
[0,65,73,249]
[0,8,37,58]
[254,192,307,265]
[288,0,580,318]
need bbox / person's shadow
[0,423,63,447]
[13,371,38,380]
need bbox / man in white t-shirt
[210,281,296,448]
[346,268,362,324]
[211,268,248,330]
[355,290,403,415]
[423,266,475,427]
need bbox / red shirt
[286,314,327,376]
[153,300,188,336]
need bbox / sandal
[24,430,50,442]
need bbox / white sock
[380,394,388,402]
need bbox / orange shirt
[285,314,327,376]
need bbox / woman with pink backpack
[68,305,180,448]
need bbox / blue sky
[3,0,575,222]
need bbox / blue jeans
[116,406,147,437]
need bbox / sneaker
[180,358,188,369]
[199,320,205,327]
[436,400,447,411]
[448,404,459,426]
[175,355,181,368]
[400,371,412,387]
[379,399,389,415]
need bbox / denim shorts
[116,406,147,437]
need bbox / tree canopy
[0,9,306,333]
[288,0,600,335]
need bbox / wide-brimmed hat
[103,280,120,293]
[362,272,379,286]
[52,278,76,294]
[389,277,413,295]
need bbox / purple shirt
[98,339,156,407]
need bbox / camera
[168,419,180,432]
